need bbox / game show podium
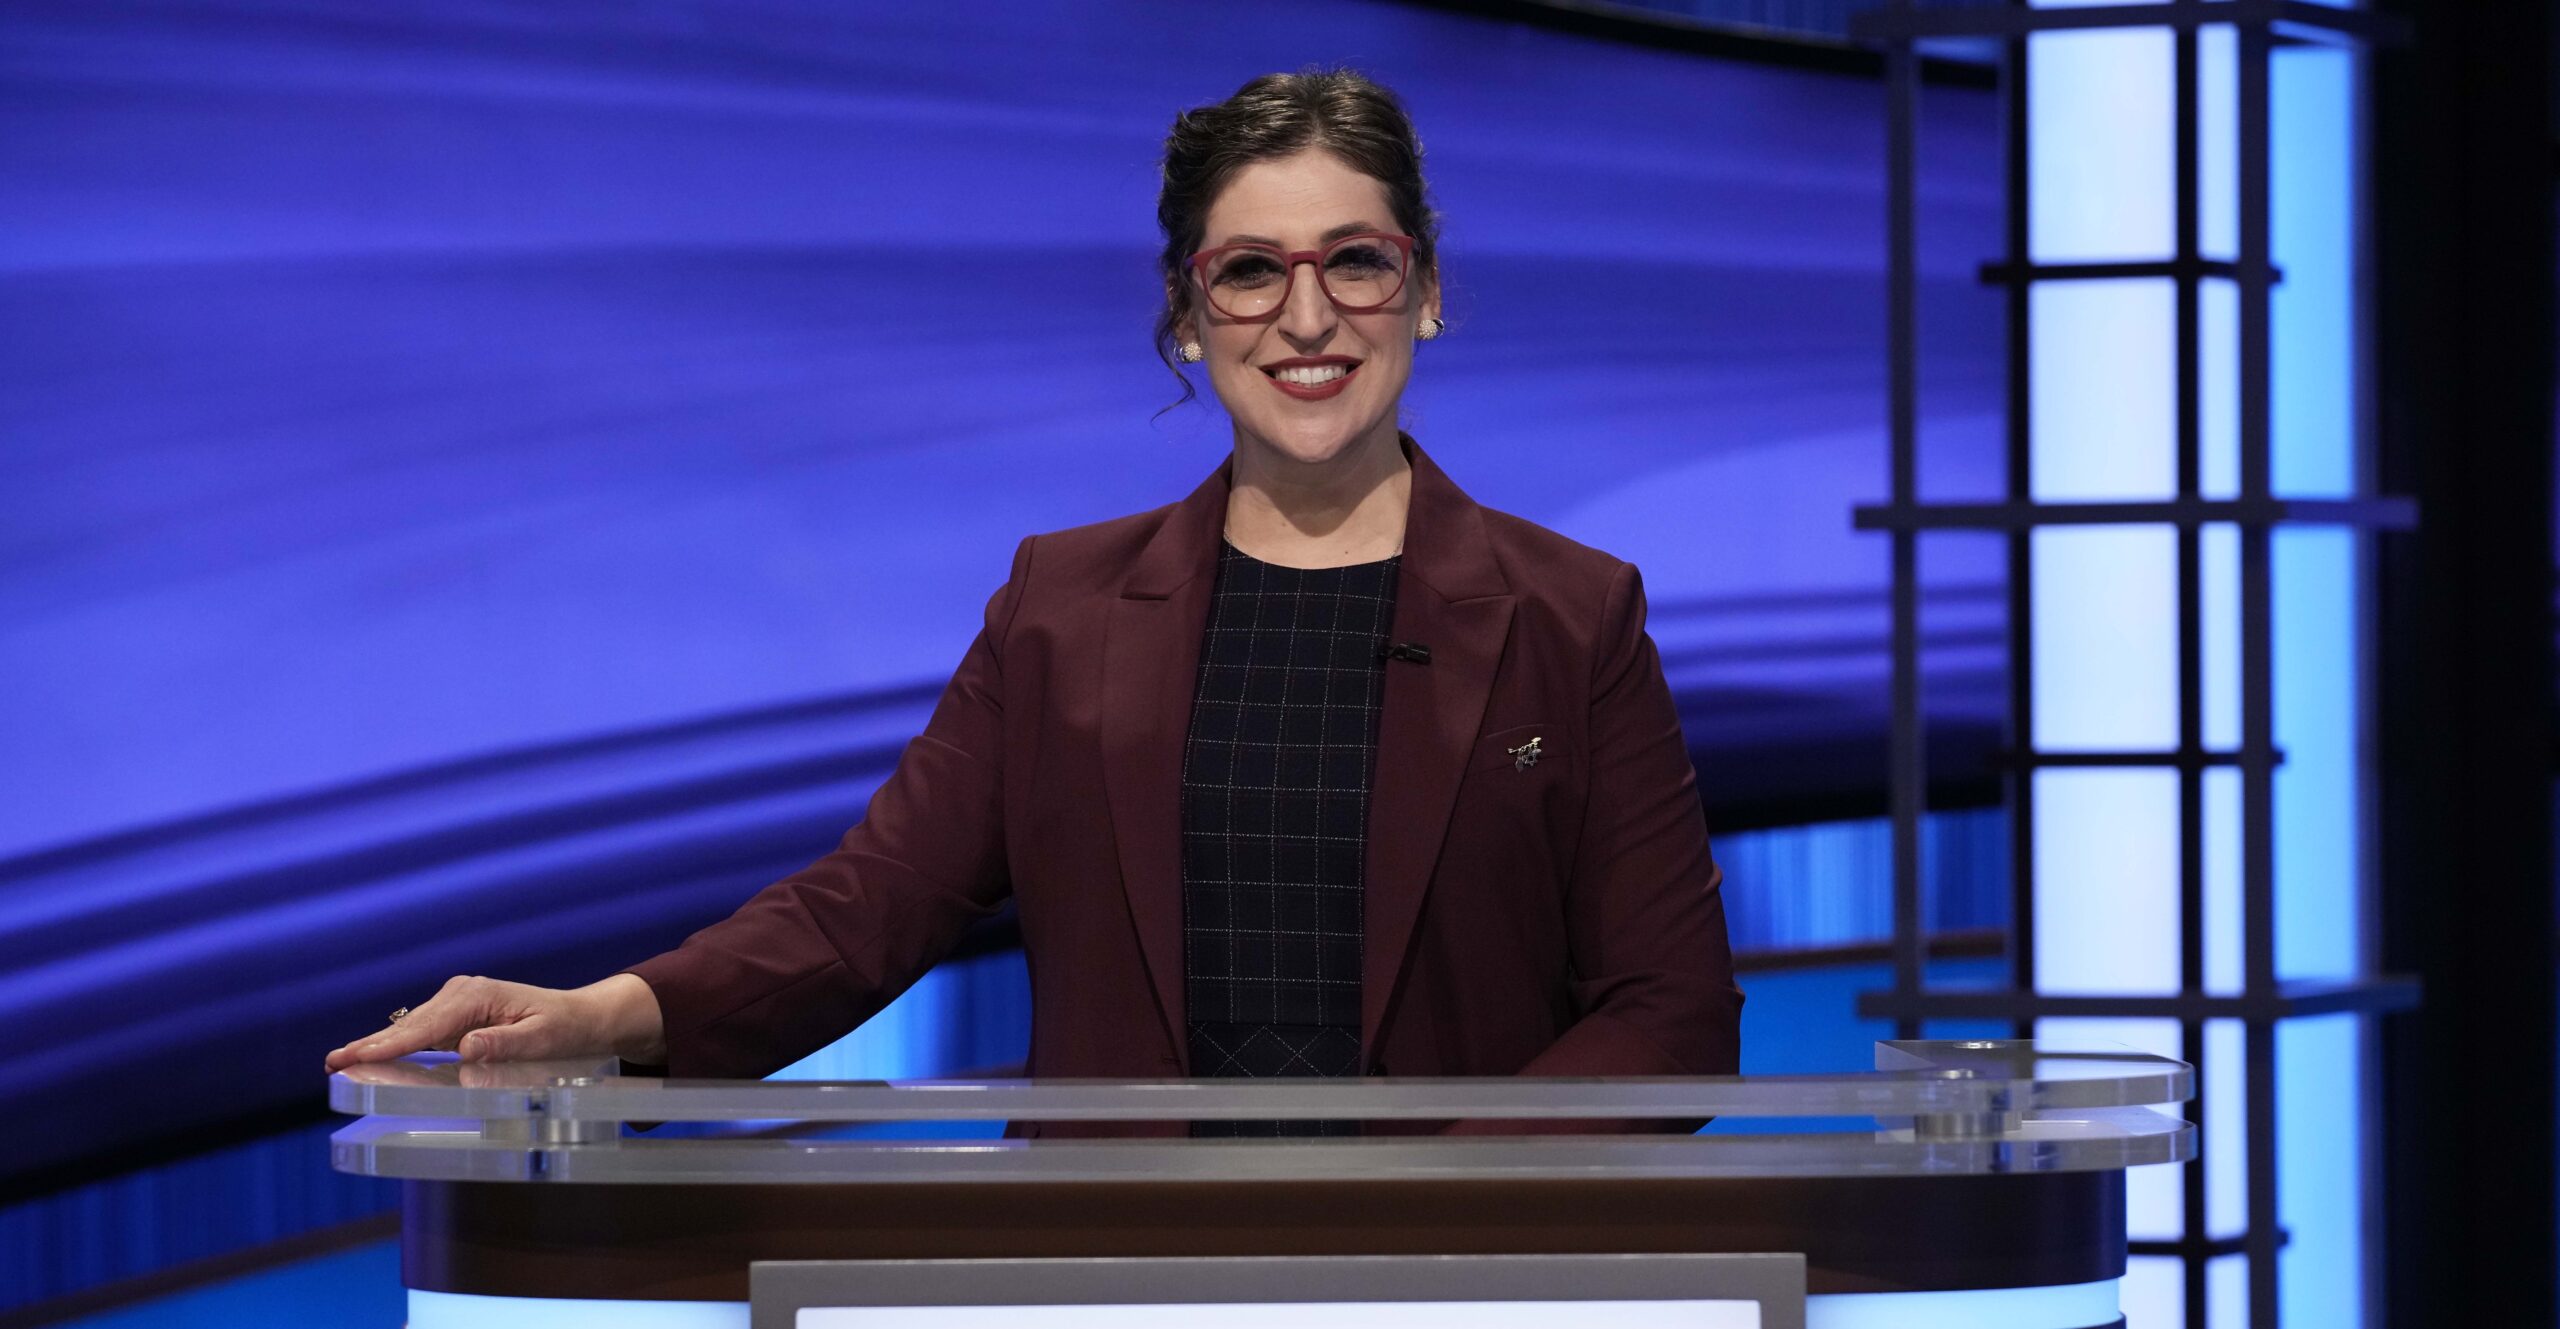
[329,1040,2189,1329]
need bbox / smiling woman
[1179,145,1432,568]
[330,66,1742,1138]
[1156,71,1447,570]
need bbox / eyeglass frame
[1183,231,1421,322]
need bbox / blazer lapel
[1362,437,1514,1059]
[1099,460,1228,1066]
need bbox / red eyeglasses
[1186,232,1417,321]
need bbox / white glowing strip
[801,1302,1757,1328]
[410,1280,2124,1329]
[1809,1277,2121,1329]
[2024,14,2188,1328]
[409,1290,747,1328]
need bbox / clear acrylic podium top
[328,1038,2194,1185]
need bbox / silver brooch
[1507,735,1543,771]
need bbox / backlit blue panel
[2267,39,2365,1329]
[2024,7,2372,1327]
[2023,17,2185,1322]
[48,1239,400,1329]
[1712,808,2008,951]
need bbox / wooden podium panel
[405,1170,2122,1301]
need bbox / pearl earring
[1416,317,1445,341]
[1177,341,1204,363]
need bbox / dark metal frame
[1848,3,2417,1326]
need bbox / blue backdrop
[0,0,2002,1187]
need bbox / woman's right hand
[323,972,666,1072]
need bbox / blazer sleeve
[616,535,1035,1080]
[1446,558,1744,1134]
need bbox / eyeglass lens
[1199,236,1407,319]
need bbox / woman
[326,67,1742,1136]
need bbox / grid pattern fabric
[1181,538,1400,1138]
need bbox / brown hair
[1153,65,1443,408]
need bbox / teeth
[1271,363,1350,386]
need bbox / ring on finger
[389,1007,412,1023]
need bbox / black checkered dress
[1181,538,1401,1138]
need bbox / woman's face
[1181,148,1440,469]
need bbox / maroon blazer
[622,434,1742,1133]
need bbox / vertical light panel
[2029,11,2369,1329]
[2268,37,2366,1329]
[2024,16,2180,988]
[2025,18,2183,1327]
